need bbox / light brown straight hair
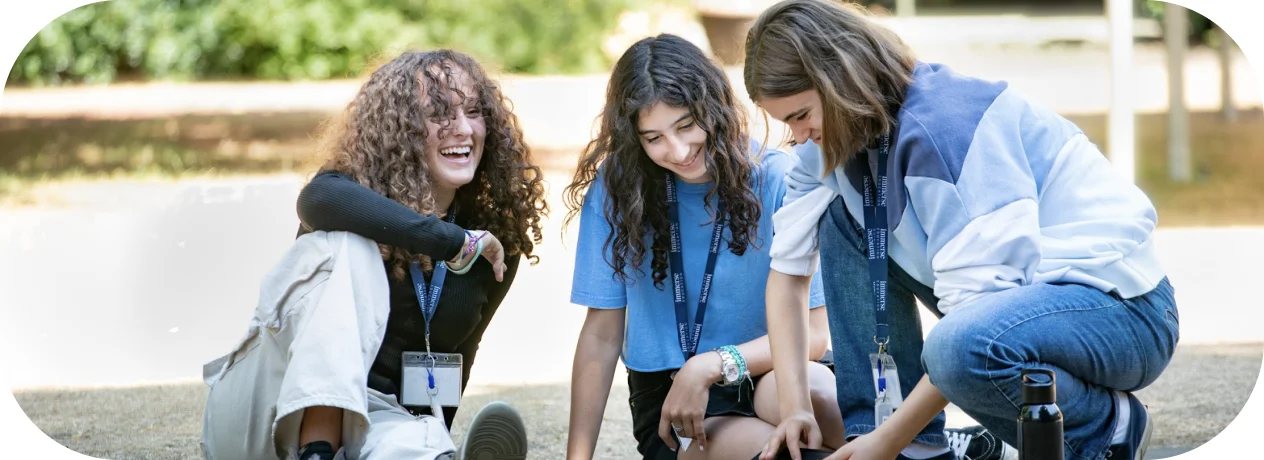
[744,0,916,171]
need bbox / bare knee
[806,362,838,412]
[805,362,846,448]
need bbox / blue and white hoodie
[769,61,1166,315]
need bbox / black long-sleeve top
[295,170,520,425]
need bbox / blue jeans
[816,196,1180,460]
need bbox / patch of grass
[3,109,1262,226]
[0,111,329,206]
[0,111,330,176]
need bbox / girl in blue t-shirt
[563,34,845,460]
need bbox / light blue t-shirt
[570,143,827,372]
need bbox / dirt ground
[11,343,1261,460]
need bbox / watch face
[723,363,740,381]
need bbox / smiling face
[422,66,486,191]
[636,102,710,184]
[757,88,824,147]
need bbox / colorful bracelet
[448,230,482,262]
[465,230,485,255]
[722,345,749,381]
[447,237,484,275]
[448,231,473,264]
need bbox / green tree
[7,0,632,86]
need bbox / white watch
[715,347,745,386]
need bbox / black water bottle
[1018,369,1063,460]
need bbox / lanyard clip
[424,347,438,395]
[427,371,439,396]
[874,338,889,402]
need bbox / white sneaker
[945,426,1018,460]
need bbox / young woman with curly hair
[563,34,844,460]
[200,49,547,460]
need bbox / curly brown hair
[563,34,762,288]
[312,49,548,280]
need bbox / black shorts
[627,367,760,460]
[626,355,836,460]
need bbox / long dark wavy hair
[312,49,548,280]
[563,34,761,288]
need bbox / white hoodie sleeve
[769,142,837,276]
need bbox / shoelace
[945,430,975,459]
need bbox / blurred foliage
[7,0,632,86]
[1140,0,1215,44]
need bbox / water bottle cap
[1021,369,1057,404]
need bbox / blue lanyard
[665,174,727,360]
[864,133,892,349]
[862,132,893,393]
[408,209,457,356]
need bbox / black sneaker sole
[457,401,528,460]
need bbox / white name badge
[870,353,903,428]
[401,352,463,408]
